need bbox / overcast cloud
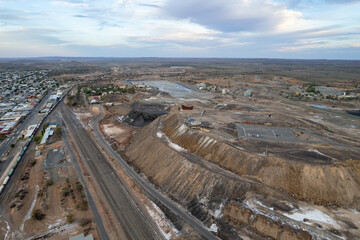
[0,0,359,58]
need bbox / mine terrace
[0,58,359,240]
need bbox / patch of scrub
[21,185,39,232]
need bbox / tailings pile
[123,101,168,127]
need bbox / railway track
[58,103,163,240]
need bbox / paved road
[0,89,110,240]
[91,106,218,240]
[0,92,51,176]
[58,103,163,240]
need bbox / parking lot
[43,147,72,180]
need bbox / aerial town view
[0,59,358,240]
[0,1,360,240]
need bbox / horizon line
[0,56,360,61]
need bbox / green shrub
[79,200,88,211]
[34,136,42,143]
[46,179,54,186]
[66,213,74,223]
[62,187,70,197]
[75,182,83,192]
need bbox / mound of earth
[124,102,168,127]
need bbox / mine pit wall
[161,113,360,207]
[123,113,360,239]
[124,117,290,238]
[123,116,320,239]
[125,118,253,204]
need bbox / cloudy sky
[0,0,359,58]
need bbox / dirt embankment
[125,118,253,204]
[123,112,360,239]
[162,113,360,207]
[123,117,318,239]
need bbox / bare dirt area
[0,132,98,240]
[73,110,93,126]
[110,78,359,239]
[101,122,133,148]
[49,60,360,240]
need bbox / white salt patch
[209,223,218,233]
[157,131,185,152]
[168,142,186,152]
[203,139,212,148]
[253,199,274,211]
[284,208,340,229]
[309,149,335,160]
[175,124,188,136]
[199,197,208,205]
[211,202,224,218]
[199,136,210,148]
[48,219,63,229]
[117,115,125,122]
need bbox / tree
[46,179,54,186]
[62,187,70,197]
[75,182,83,192]
[34,136,42,143]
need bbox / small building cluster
[0,70,57,136]
[38,122,57,149]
